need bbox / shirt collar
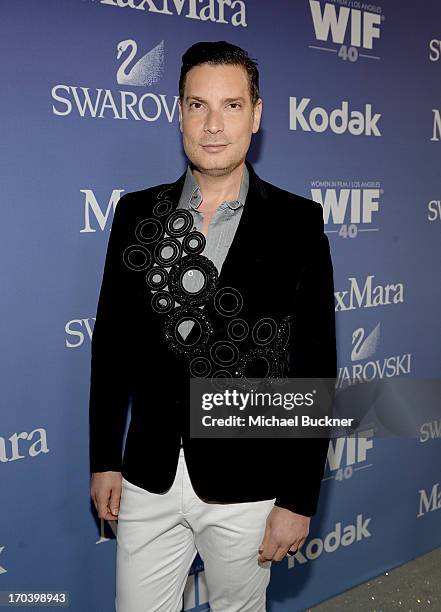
[178,162,249,211]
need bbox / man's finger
[109,485,121,516]
[258,540,278,563]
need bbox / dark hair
[179,41,260,107]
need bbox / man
[89,41,337,612]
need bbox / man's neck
[190,160,245,211]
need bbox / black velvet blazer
[89,158,337,517]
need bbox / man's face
[178,63,262,177]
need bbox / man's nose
[204,109,224,133]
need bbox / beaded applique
[121,184,293,386]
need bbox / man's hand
[258,506,310,562]
[90,472,122,521]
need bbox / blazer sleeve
[274,201,337,517]
[89,193,132,474]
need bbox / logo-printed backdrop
[2,1,441,610]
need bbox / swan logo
[310,184,382,237]
[335,275,404,312]
[336,322,412,389]
[99,0,247,27]
[51,40,177,122]
[117,39,164,86]
[309,0,384,62]
[351,323,381,362]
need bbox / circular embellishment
[163,305,214,357]
[151,290,174,314]
[209,340,240,367]
[122,244,152,271]
[146,266,168,290]
[135,218,163,245]
[165,210,193,237]
[182,231,206,255]
[154,237,182,267]
[251,317,278,346]
[189,356,212,378]
[234,347,280,386]
[213,286,243,318]
[168,254,218,306]
[153,199,174,217]
[227,318,249,342]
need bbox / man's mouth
[201,143,229,152]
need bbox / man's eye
[230,103,241,109]
[190,102,202,109]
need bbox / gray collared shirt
[175,163,249,340]
[172,163,249,448]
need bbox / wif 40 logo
[310,183,383,238]
[309,0,385,62]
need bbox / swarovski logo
[52,40,177,122]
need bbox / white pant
[116,447,276,612]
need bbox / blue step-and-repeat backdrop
[2,1,441,610]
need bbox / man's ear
[252,98,263,134]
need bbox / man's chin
[190,156,242,177]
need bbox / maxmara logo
[335,275,404,311]
[99,0,247,26]
[289,98,382,136]
[311,181,382,236]
[52,40,179,122]
[309,0,384,62]
[287,513,372,567]
[79,189,124,233]
[431,109,441,141]
[0,428,49,463]
[417,482,441,517]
